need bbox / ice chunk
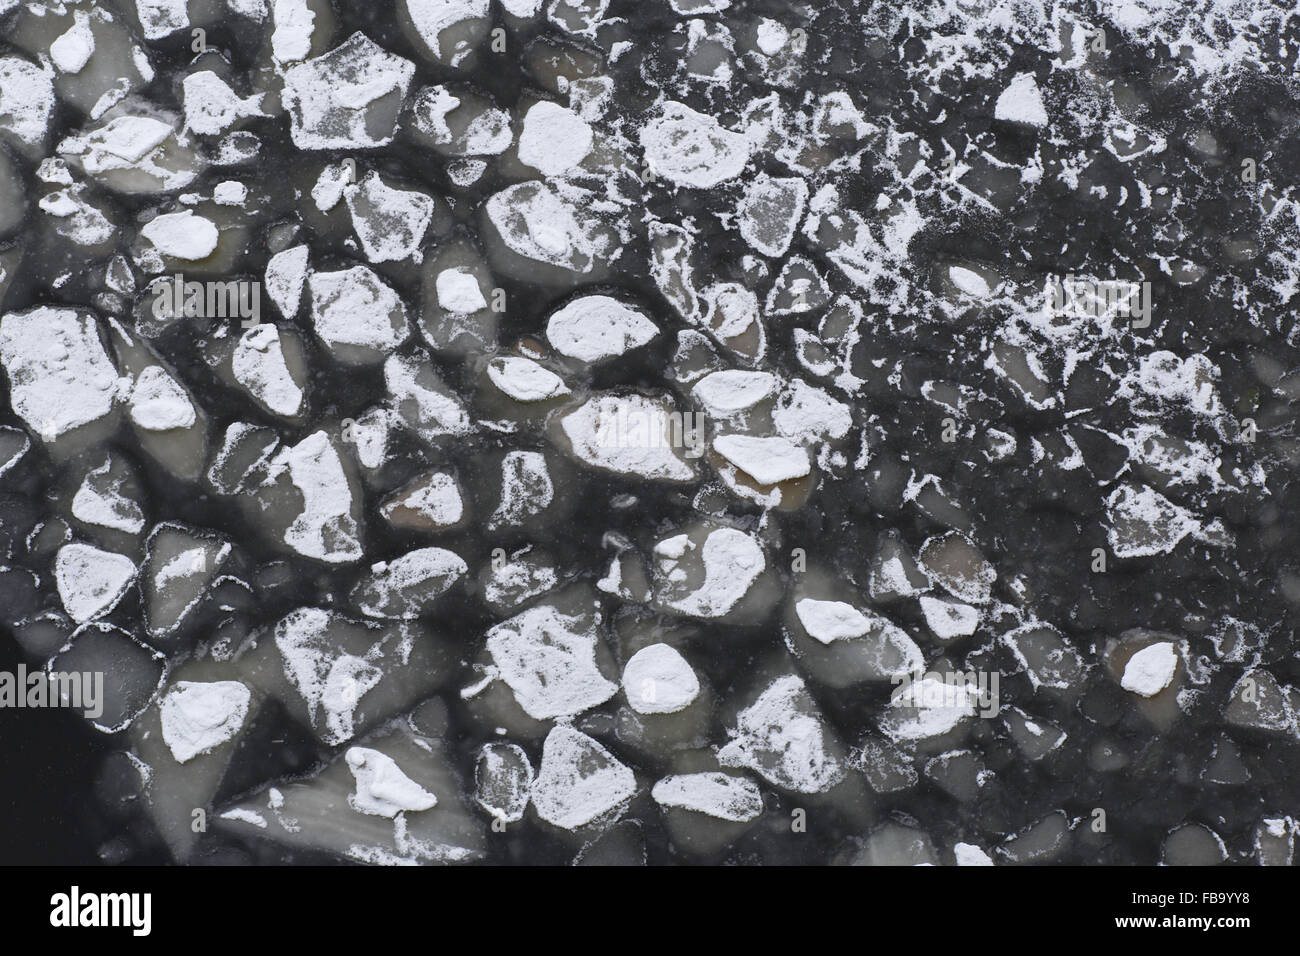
[855,823,938,865]
[737,174,807,257]
[182,71,266,136]
[546,295,657,362]
[266,607,442,745]
[787,593,923,686]
[948,265,991,298]
[651,772,761,822]
[487,357,570,402]
[488,451,554,529]
[271,0,317,63]
[532,725,635,830]
[654,527,765,618]
[558,394,697,481]
[712,435,810,485]
[281,33,415,149]
[435,268,487,313]
[481,548,560,612]
[1162,823,1226,866]
[346,746,438,817]
[485,601,617,720]
[0,56,56,156]
[919,596,979,642]
[879,674,980,742]
[140,523,233,641]
[141,210,219,260]
[1224,670,1294,734]
[308,266,409,363]
[474,743,533,823]
[129,366,197,431]
[59,113,199,193]
[1105,483,1211,558]
[640,101,750,188]
[918,532,996,605]
[72,455,145,535]
[484,181,595,273]
[773,380,852,443]
[0,307,118,443]
[265,244,309,318]
[50,623,164,732]
[954,843,995,866]
[269,430,363,563]
[794,598,871,643]
[350,547,466,619]
[380,470,465,531]
[1120,641,1177,697]
[692,370,777,416]
[717,675,846,793]
[518,101,593,177]
[1000,625,1086,693]
[215,723,484,863]
[159,681,251,764]
[232,324,306,418]
[55,542,135,623]
[622,644,699,714]
[402,0,490,67]
[384,352,472,438]
[50,11,95,73]
[410,85,512,156]
[345,173,436,264]
[994,73,1047,128]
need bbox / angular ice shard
[532,725,635,830]
[717,675,846,793]
[281,33,415,149]
[0,307,119,452]
[55,542,136,623]
[139,523,235,643]
[350,548,467,619]
[485,597,617,720]
[308,266,410,364]
[344,173,436,264]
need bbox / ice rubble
[0,0,1292,867]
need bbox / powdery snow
[1121,641,1178,697]
[159,681,251,763]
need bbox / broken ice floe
[0,0,1293,867]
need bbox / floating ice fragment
[160,681,251,764]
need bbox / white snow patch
[346,746,438,817]
[1122,641,1178,697]
[994,73,1047,128]
[546,296,657,362]
[159,681,251,763]
[622,643,699,714]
